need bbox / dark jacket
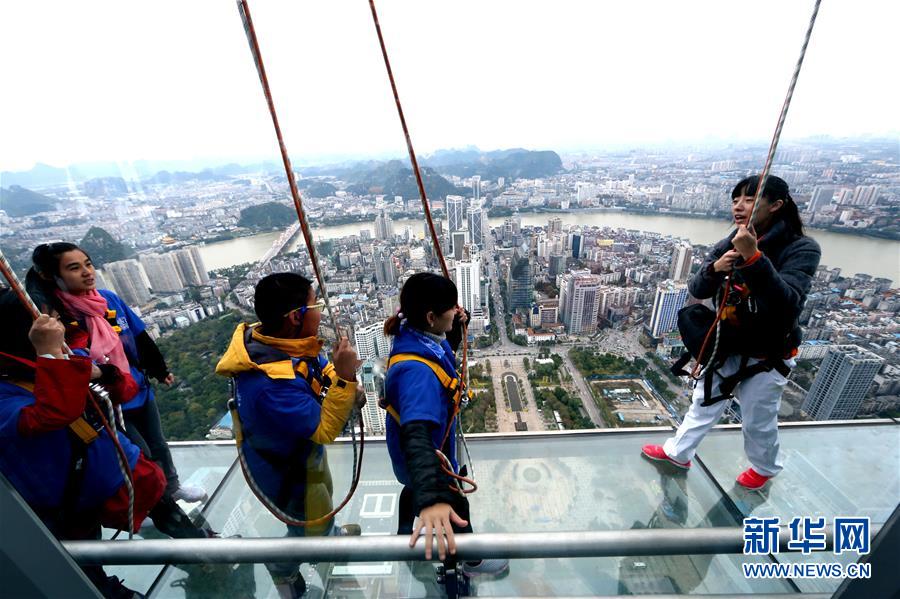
[690,220,821,357]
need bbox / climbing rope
[691,0,822,377]
[748,0,823,226]
[234,0,364,526]
[368,0,475,494]
[236,0,341,342]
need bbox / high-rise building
[374,250,397,286]
[834,188,854,206]
[506,249,533,310]
[807,186,835,213]
[446,195,466,234]
[559,273,602,334]
[549,254,567,278]
[471,175,481,202]
[423,219,443,243]
[802,345,884,420]
[668,243,693,282]
[852,185,879,207]
[354,321,390,361]
[455,252,481,313]
[104,259,152,306]
[139,252,184,293]
[649,280,688,338]
[359,361,386,435]
[374,209,394,241]
[569,233,583,259]
[466,201,485,249]
[451,231,468,261]
[173,247,209,286]
[93,268,116,294]
[548,217,563,235]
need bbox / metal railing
[64,526,832,565]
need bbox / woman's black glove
[446,308,471,353]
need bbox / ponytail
[383,314,402,336]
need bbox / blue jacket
[0,361,140,514]
[385,325,459,486]
[216,324,357,534]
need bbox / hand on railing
[410,502,468,560]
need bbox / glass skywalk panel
[147,431,794,597]
[698,421,899,594]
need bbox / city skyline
[2,1,899,171]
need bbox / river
[197,210,900,283]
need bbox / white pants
[663,355,793,478]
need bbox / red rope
[367,0,449,280]
[237,0,341,340]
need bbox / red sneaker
[736,468,771,489]
[641,444,691,469]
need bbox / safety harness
[382,353,476,494]
[672,273,796,407]
[227,329,360,527]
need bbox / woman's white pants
[663,355,794,478]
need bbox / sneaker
[736,468,771,490]
[338,523,361,536]
[99,575,145,599]
[172,485,208,503]
[273,573,306,599]
[462,559,509,577]
[641,444,691,469]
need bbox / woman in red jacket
[0,289,165,598]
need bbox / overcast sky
[1,0,897,171]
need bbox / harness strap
[700,355,792,407]
[2,352,99,444]
[383,353,462,424]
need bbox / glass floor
[103,421,899,597]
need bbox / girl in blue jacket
[383,272,507,575]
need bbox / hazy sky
[2,0,897,171]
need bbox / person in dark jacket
[216,272,361,598]
[0,289,166,598]
[642,175,821,489]
[383,272,507,575]
[27,243,206,504]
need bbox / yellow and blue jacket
[216,323,357,534]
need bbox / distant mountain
[80,226,133,266]
[0,185,57,217]
[421,148,563,180]
[83,177,130,198]
[238,202,295,229]
[341,160,464,200]
[300,180,337,198]
[1,164,72,188]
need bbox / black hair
[0,288,39,379]
[384,272,458,335]
[731,174,804,236]
[254,272,313,332]
[25,242,91,314]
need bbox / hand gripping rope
[235,0,364,527]
[691,0,822,379]
[0,250,136,540]
[368,0,475,493]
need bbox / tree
[523,357,530,370]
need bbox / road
[560,350,607,427]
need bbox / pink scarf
[56,289,131,375]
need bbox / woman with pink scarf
[27,243,207,510]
